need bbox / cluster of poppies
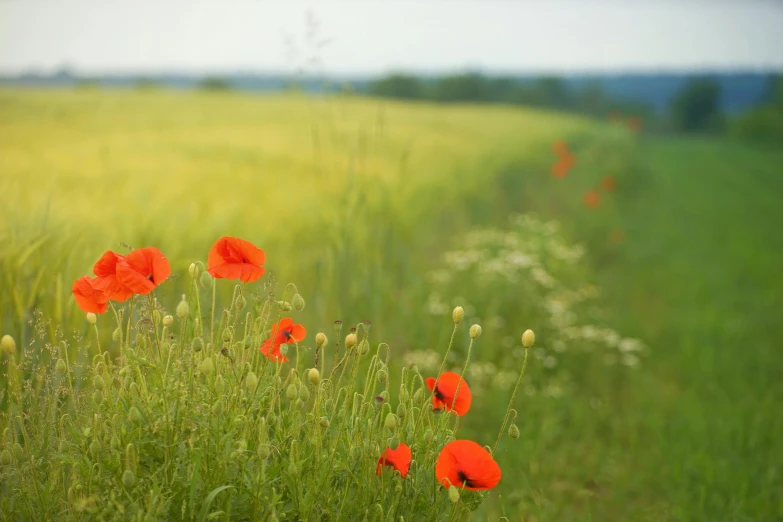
[71,235,500,493]
[376,371,502,492]
[608,110,643,134]
[549,140,619,210]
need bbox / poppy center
[281,330,292,340]
[457,471,476,488]
[146,273,154,282]
[434,386,445,401]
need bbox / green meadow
[1,88,782,521]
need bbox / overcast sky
[1,0,782,75]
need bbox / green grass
[2,88,783,520]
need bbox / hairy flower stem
[210,279,216,347]
[414,323,459,437]
[493,347,528,455]
[450,337,475,415]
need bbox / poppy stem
[492,347,528,455]
[450,337,475,417]
[92,324,102,356]
[210,278,216,347]
[414,322,459,438]
[125,298,134,353]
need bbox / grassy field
[1,89,782,521]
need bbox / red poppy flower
[376,443,412,478]
[551,140,569,156]
[601,175,617,192]
[260,318,306,363]
[583,190,601,209]
[627,116,643,133]
[207,236,266,283]
[72,276,109,314]
[425,371,472,416]
[435,440,501,491]
[116,247,171,295]
[550,153,575,179]
[92,251,133,302]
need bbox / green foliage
[368,73,425,100]
[0,270,526,520]
[670,77,723,132]
[730,75,783,145]
[198,77,233,91]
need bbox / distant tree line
[730,74,783,146]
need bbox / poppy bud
[188,263,197,278]
[276,301,292,312]
[384,413,397,430]
[396,403,407,418]
[55,358,67,374]
[93,374,105,391]
[308,368,320,385]
[292,293,305,312]
[315,332,327,349]
[86,312,97,325]
[199,271,213,289]
[509,424,520,439]
[222,328,232,342]
[298,385,310,402]
[374,395,385,408]
[245,371,258,391]
[0,449,11,466]
[377,370,388,383]
[215,375,225,395]
[469,324,482,339]
[112,327,122,343]
[379,390,390,403]
[288,462,298,475]
[176,296,189,319]
[452,306,464,325]
[286,383,298,401]
[279,344,289,356]
[111,435,121,451]
[235,295,247,311]
[257,444,271,460]
[191,338,203,352]
[448,487,460,503]
[319,417,330,428]
[122,469,136,489]
[359,339,370,355]
[522,329,536,348]
[413,388,425,404]
[128,407,143,425]
[89,439,101,457]
[389,436,400,450]
[162,315,173,327]
[83,427,91,438]
[12,442,24,460]
[1,335,16,355]
[211,399,223,416]
[345,333,357,350]
[423,428,434,444]
[199,357,214,376]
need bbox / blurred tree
[433,73,489,102]
[670,77,723,132]
[198,77,233,91]
[368,74,425,99]
[730,76,783,146]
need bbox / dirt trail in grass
[596,136,783,520]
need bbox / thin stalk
[493,347,528,455]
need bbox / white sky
[1,0,782,75]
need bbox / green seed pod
[244,335,253,349]
[199,271,213,289]
[162,315,174,327]
[199,357,214,376]
[389,436,400,450]
[423,428,434,444]
[128,407,143,425]
[452,306,464,325]
[377,370,388,384]
[235,295,247,311]
[122,469,136,489]
[448,487,460,503]
[509,424,520,439]
[55,358,67,374]
[384,413,397,430]
[257,444,271,460]
[315,332,327,349]
[298,386,310,402]
[413,388,425,404]
[192,337,203,352]
[396,403,407,418]
[286,383,298,401]
[319,417,330,428]
[245,371,258,391]
[222,328,232,343]
[469,324,482,339]
[0,449,11,466]
[12,442,24,460]
[89,439,101,457]
[291,293,305,312]
[211,399,223,416]
[112,327,122,343]
[308,368,320,385]
[93,374,105,391]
